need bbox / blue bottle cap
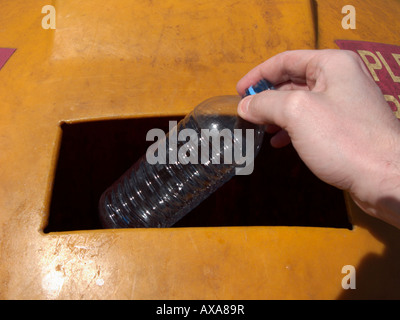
[243,79,275,97]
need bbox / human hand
[237,49,400,228]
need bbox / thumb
[237,90,306,130]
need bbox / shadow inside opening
[44,117,352,233]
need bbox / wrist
[350,151,400,229]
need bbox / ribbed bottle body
[99,111,241,228]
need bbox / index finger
[236,50,320,96]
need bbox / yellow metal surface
[0,0,400,299]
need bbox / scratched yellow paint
[0,0,400,299]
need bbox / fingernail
[239,96,252,114]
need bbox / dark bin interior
[44,117,352,232]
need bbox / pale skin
[236,49,400,229]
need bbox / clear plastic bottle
[99,79,275,228]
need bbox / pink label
[335,40,400,116]
[0,48,16,70]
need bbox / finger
[238,89,304,129]
[270,130,291,148]
[236,50,320,96]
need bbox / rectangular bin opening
[43,117,352,233]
